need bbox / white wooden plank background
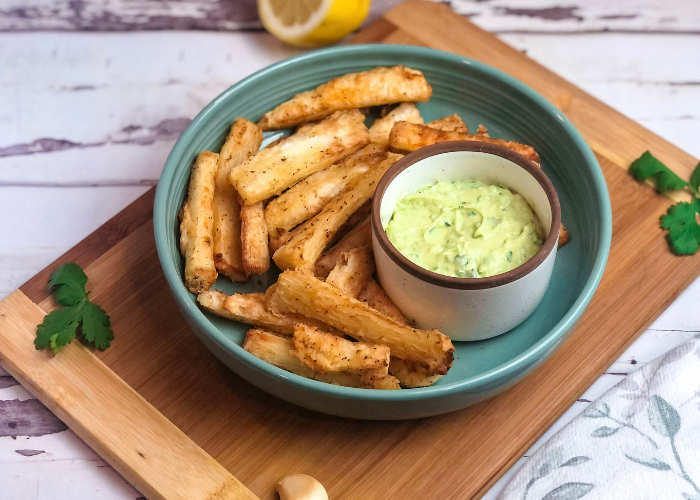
[0,1,698,499]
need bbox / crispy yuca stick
[230,110,369,205]
[353,282,440,387]
[389,357,442,388]
[268,271,454,375]
[357,279,408,326]
[427,114,468,133]
[270,199,368,255]
[388,121,540,163]
[558,224,571,247]
[244,329,400,390]
[325,246,375,299]
[348,142,388,158]
[293,324,390,375]
[238,195,270,275]
[257,66,432,130]
[198,290,334,336]
[328,199,372,247]
[368,102,423,147]
[213,118,262,282]
[269,228,295,253]
[180,151,219,294]
[315,217,372,278]
[264,152,386,239]
[273,154,401,271]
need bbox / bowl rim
[154,44,612,402]
[372,142,561,290]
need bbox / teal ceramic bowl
[154,45,611,420]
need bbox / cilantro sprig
[35,263,113,354]
[630,152,700,255]
[660,199,700,255]
[630,152,687,193]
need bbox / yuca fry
[269,203,369,258]
[358,279,409,326]
[257,66,432,130]
[268,199,369,254]
[293,324,390,375]
[427,114,468,133]
[388,121,540,163]
[558,224,571,247]
[269,228,295,253]
[369,102,423,147]
[264,152,386,239]
[268,270,454,375]
[238,195,270,275]
[348,142,387,158]
[231,110,370,205]
[328,199,372,247]
[389,357,442,388]
[244,329,400,389]
[475,124,490,137]
[213,118,263,281]
[180,151,219,293]
[273,154,401,271]
[315,217,371,278]
[325,246,375,298]
[198,289,336,336]
[264,136,286,149]
[268,198,369,253]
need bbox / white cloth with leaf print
[498,334,700,500]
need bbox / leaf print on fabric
[584,404,659,448]
[521,451,592,500]
[591,426,619,438]
[682,493,700,500]
[540,482,595,500]
[582,403,609,418]
[535,448,564,479]
[625,454,672,471]
[644,395,700,495]
[560,457,591,468]
[648,395,681,437]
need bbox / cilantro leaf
[49,262,88,306]
[630,151,687,193]
[48,262,87,289]
[660,199,700,255]
[35,305,81,351]
[690,162,700,198]
[49,323,79,354]
[81,301,113,350]
[35,263,113,354]
[53,281,86,306]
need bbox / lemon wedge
[258,0,371,48]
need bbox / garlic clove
[277,474,329,500]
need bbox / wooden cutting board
[1,2,699,499]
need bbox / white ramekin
[372,141,561,341]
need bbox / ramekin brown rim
[372,141,561,290]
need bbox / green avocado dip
[384,181,545,278]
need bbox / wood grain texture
[0,290,259,500]
[2,3,699,500]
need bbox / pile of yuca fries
[179,65,570,390]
